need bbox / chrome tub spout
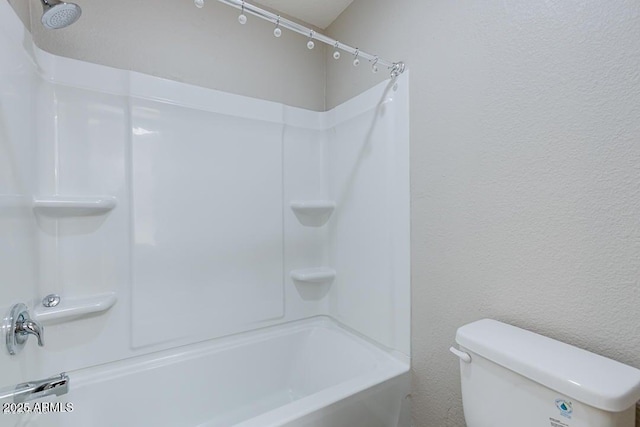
[0,373,69,403]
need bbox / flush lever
[450,346,472,363]
[5,303,44,355]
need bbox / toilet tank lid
[456,319,640,413]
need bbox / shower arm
[211,0,405,78]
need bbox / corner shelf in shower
[33,196,117,217]
[290,201,336,227]
[290,268,336,285]
[33,292,117,325]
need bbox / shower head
[40,0,82,30]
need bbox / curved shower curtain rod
[195,0,406,78]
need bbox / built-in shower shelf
[34,292,117,325]
[33,196,117,217]
[290,201,336,227]
[290,268,336,285]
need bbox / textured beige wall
[8,0,325,111]
[327,1,640,426]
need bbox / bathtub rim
[58,315,409,426]
[65,315,409,402]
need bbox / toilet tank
[452,319,640,427]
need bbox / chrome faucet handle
[16,317,44,347]
[4,303,44,355]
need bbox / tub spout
[0,373,69,403]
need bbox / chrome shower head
[40,0,82,30]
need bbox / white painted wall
[7,0,326,111]
[326,1,640,426]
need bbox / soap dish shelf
[290,201,335,227]
[33,292,117,325]
[33,196,117,217]
[290,268,336,285]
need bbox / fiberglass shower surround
[0,1,410,426]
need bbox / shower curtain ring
[333,42,341,60]
[274,16,282,37]
[371,56,379,73]
[238,1,247,24]
[353,48,360,67]
[307,31,315,50]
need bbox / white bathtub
[11,318,409,427]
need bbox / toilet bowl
[451,319,640,427]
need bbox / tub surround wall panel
[327,77,410,356]
[5,0,29,29]
[0,6,40,387]
[44,85,128,305]
[33,82,132,375]
[0,1,410,381]
[131,99,285,348]
[284,126,331,317]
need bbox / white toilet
[451,319,640,427]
